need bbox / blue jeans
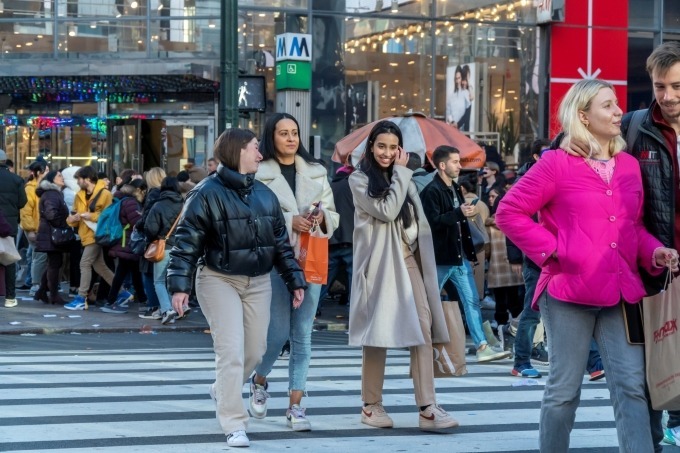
[153,251,172,313]
[514,264,541,366]
[318,245,353,304]
[142,270,160,309]
[436,261,486,348]
[538,291,653,453]
[255,271,321,391]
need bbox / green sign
[275,61,311,90]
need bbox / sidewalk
[0,289,350,335]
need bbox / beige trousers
[361,255,436,407]
[78,243,114,297]
[197,266,272,434]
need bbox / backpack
[94,197,130,248]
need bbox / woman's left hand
[654,247,680,271]
[292,288,305,309]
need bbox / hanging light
[375,0,383,12]
[0,1,4,14]
[208,19,216,28]
[68,25,77,37]
[130,0,139,9]
[391,0,398,13]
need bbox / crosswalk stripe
[0,342,620,452]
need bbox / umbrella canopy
[332,112,486,169]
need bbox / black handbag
[129,228,147,256]
[51,226,76,246]
[622,301,645,345]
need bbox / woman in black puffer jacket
[34,171,70,304]
[144,176,183,324]
[166,128,306,448]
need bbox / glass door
[107,119,139,178]
[164,118,215,177]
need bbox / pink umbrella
[332,112,486,169]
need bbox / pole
[219,0,238,134]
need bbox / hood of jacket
[36,180,63,197]
[158,190,184,203]
[61,166,81,194]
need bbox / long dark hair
[259,113,321,165]
[359,120,415,228]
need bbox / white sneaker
[248,379,269,419]
[226,430,250,447]
[286,404,312,431]
[29,285,39,297]
[4,298,17,308]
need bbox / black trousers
[107,258,146,304]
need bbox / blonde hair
[145,167,166,189]
[558,79,626,157]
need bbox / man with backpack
[65,166,114,310]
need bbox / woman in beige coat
[349,120,458,432]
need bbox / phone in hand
[470,198,480,206]
[305,202,322,220]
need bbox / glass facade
[0,0,541,174]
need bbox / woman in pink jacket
[496,79,679,453]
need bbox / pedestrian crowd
[3,41,680,453]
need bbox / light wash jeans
[436,260,486,348]
[255,270,321,391]
[153,251,172,313]
[538,290,653,453]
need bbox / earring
[583,121,589,128]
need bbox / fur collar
[256,154,326,181]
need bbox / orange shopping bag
[298,221,329,285]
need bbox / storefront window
[629,0,660,29]
[664,1,680,30]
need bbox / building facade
[0,0,676,177]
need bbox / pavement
[0,289,351,335]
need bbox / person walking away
[497,78,679,453]
[20,160,49,296]
[250,113,338,432]
[65,166,114,310]
[34,171,71,305]
[349,120,459,431]
[420,145,509,363]
[135,167,165,319]
[144,176,184,324]
[486,188,524,328]
[167,128,306,448]
[0,149,28,307]
[100,178,148,314]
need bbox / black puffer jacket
[167,165,306,295]
[420,173,477,266]
[144,191,183,247]
[622,103,675,294]
[35,180,70,253]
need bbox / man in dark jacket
[0,149,28,307]
[559,42,680,452]
[622,42,680,451]
[318,165,354,310]
[421,145,509,363]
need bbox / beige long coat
[348,166,449,348]
[256,155,339,258]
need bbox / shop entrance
[106,117,214,179]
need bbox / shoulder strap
[625,109,646,151]
[89,189,104,213]
[164,211,182,240]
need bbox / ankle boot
[482,320,501,347]
[34,288,49,304]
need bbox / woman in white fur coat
[349,120,458,432]
[251,113,339,432]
